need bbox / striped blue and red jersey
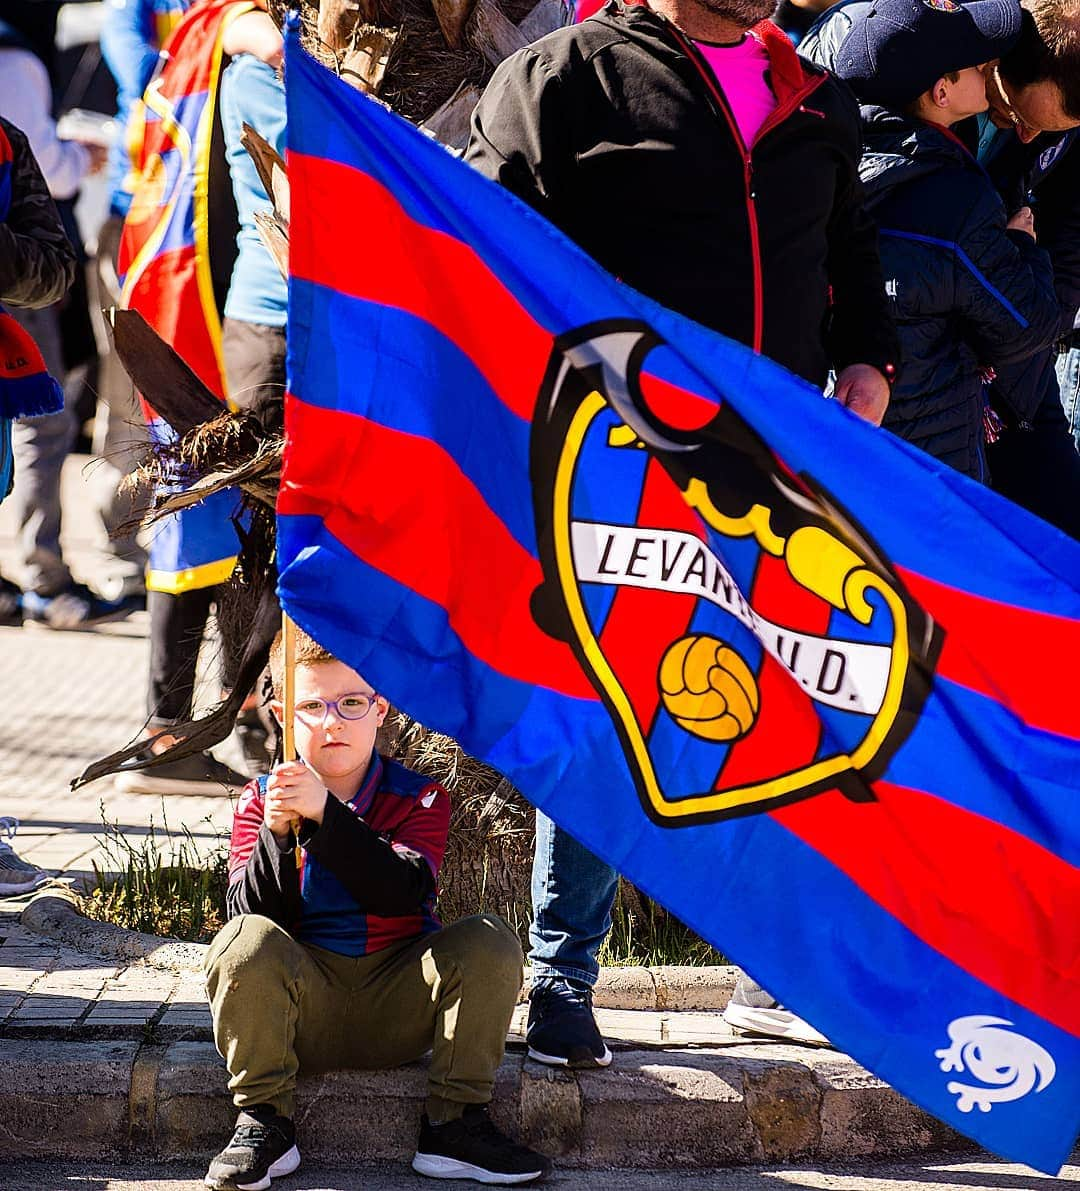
[228,753,450,957]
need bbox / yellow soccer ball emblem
[658,635,760,742]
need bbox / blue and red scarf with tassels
[0,124,63,421]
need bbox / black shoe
[204,1107,299,1190]
[114,749,248,796]
[235,707,274,772]
[526,977,612,1069]
[0,577,22,626]
[21,581,132,630]
[412,1105,550,1184]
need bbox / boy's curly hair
[268,625,336,697]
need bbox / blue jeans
[0,417,12,504]
[1056,345,1080,452]
[529,813,618,988]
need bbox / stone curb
[20,891,740,1010]
[20,891,208,973]
[0,1036,970,1168]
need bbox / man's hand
[77,142,109,175]
[222,11,284,68]
[264,761,328,842]
[1006,205,1036,240]
[834,364,890,426]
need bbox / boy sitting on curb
[203,626,549,1189]
[809,0,1061,481]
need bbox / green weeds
[599,883,727,967]
[80,804,229,943]
[80,800,723,965]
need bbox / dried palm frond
[340,25,398,92]
[73,573,281,789]
[431,0,474,48]
[240,122,287,217]
[109,309,224,435]
[184,410,264,474]
[419,79,482,148]
[254,211,290,280]
[470,0,528,65]
[142,448,282,520]
[267,0,568,128]
[318,0,376,48]
[126,409,278,511]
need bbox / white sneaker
[0,817,49,896]
[723,973,830,1046]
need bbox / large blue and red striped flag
[278,25,1080,1172]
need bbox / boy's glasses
[294,693,379,725]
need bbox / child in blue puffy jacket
[805,0,1062,481]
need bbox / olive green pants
[204,913,522,1121]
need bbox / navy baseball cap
[834,0,1022,109]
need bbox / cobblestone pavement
[0,455,235,885]
[0,621,233,882]
[0,914,211,1037]
[0,905,746,1046]
[0,454,234,1038]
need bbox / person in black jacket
[203,627,548,1189]
[820,0,1061,480]
[466,1,900,409]
[465,0,902,1070]
[804,0,1080,534]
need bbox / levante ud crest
[530,321,943,827]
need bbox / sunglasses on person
[293,692,380,725]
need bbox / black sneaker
[114,749,247,796]
[0,577,22,626]
[526,977,612,1068]
[204,1107,300,1190]
[235,707,274,774]
[722,972,830,1046]
[21,581,132,630]
[412,1105,550,1184]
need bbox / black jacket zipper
[662,20,826,353]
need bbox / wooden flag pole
[282,612,297,763]
[281,613,302,853]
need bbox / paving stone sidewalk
[0,911,208,1038]
[0,455,236,884]
[0,894,740,1046]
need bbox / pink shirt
[695,34,777,148]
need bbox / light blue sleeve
[100,0,160,109]
[220,56,288,326]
